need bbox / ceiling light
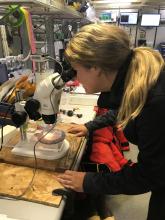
[94,2,132,7]
[111,2,132,5]
[94,3,132,9]
[92,0,140,3]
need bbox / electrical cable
[47,56,64,74]
[50,87,56,115]
[20,50,31,62]
[4,5,25,28]
[0,124,55,201]
[49,74,62,121]
[0,70,59,200]
[14,124,55,199]
[15,76,63,199]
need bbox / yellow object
[4,75,36,103]
[73,2,81,11]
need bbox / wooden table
[0,123,85,208]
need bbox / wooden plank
[0,123,86,207]
[0,123,85,172]
[0,162,63,207]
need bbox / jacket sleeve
[85,109,117,132]
[83,96,165,195]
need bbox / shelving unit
[0,0,84,19]
[0,0,88,63]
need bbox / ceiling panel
[91,0,165,10]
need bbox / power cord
[47,55,64,74]
[0,124,55,201]
[14,123,55,199]
[0,70,61,200]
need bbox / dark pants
[84,194,113,219]
[147,188,165,220]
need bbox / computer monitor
[141,14,161,27]
[120,12,138,25]
[99,12,117,23]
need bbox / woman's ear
[91,67,102,77]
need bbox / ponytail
[117,47,165,128]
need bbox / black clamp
[52,188,71,198]
[60,108,83,118]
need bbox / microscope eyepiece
[60,58,77,82]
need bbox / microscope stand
[12,139,70,160]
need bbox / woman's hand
[67,124,88,137]
[57,170,86,192]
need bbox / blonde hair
[65,24,131,71]
[65,23,165,128]
[118,47,164,127]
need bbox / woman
[57,23,165,220]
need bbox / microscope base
[12,139,70,160]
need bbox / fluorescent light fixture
[109,3,132,6]
[94,2,132,8]
[92,0,140,3]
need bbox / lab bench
[0,94,98,220]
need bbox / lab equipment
[0,54,76,160]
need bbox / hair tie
[130,49,134,57]
[126,49,134,62]
[110,49,135,97]
[118,49,134,74]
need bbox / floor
[105,144,151,220]
[62,144,151,220]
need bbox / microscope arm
[24,73,65,124]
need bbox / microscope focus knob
[11,111,27,127]
[24,99,41,121]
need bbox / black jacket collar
[98,52,133,109]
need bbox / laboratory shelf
[0,0,83,19]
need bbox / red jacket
[90,107,130,172]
